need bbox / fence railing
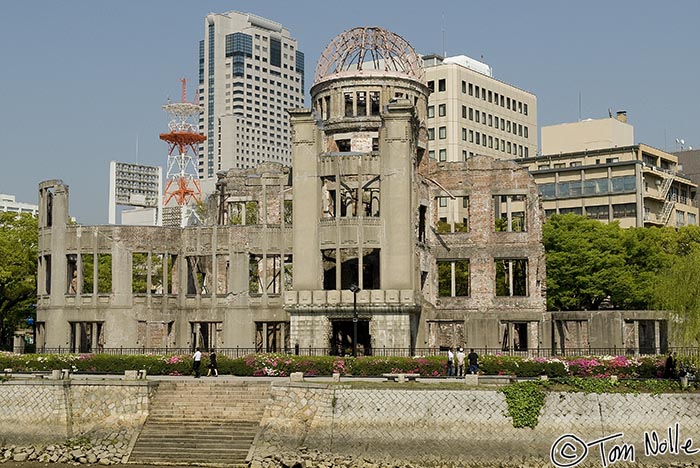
[11,346,700,359]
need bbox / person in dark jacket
[207,349,219,377]
[664,351,677,379]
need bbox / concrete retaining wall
[257,385,700,467]
[0,380,151,445]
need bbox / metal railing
[11,346,700,358]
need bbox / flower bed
[0,350,695,379]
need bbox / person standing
[456,348,466,377]
[192,347,202,378]
[207,349,219,377]
[467,348,479,375]
[664,351,677,379]
[447,347,455,377]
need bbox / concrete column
[380,101,416,291]
[290,109,321,290]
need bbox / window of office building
[462,105,467,118]
[428,128,435,140]
[439,149,446,161]
[438,79,446,92]
[438,104,446,117]
[586,205,609,220]
[612,203,636,219]
[428,106,435,118]
[462,80,467,93]
[439,126,446,139]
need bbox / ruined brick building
[36,27,569,355]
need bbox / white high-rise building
[197,11,305,180]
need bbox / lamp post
[349,284,361,357]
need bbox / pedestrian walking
[456,347,466,376]
[207,349,218,377]
[192,347,202,378]
[447,347,455,376]
[467,348,479,375]
[664,351,677,379]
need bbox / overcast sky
[2,1,699,224]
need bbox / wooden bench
[382,373,420,383]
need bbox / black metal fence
[11,346,700,359]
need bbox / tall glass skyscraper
[197,11,304,180]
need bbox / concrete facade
[423,54,538,162]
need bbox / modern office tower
[520,113,699,228]
[423,54,537,162]
[197,11,305,180]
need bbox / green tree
[653,248,700,346]
[0,212,37,349]
[543,214,632,310]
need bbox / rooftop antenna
[578,92,582,121]
[441,13,446,57]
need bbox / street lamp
[349,284,361,357]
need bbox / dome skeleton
[314,27,425,85]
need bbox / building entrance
[331,320,371,356]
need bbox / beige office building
[197,11,304,179]
[520,114,698,228]
[423,55,537,163]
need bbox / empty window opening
[167,254,179,294]
[228,200,259,225]
[190,321,222,351]
[324,96,331,119]
[132,253,149,294]
[332,320,371,356]
[339,248,359,290]
[369,91,380,115]
[150,254,165,295]
[437,259,469,297]
[418,205,427,242]
[436,196,469,233]
[321,176,337,218]
[45,188,54,227]
[362,176,380,217]
[215,254,228,295]
[495,259,528,296]
[501,322,532,351]
[66,254,78,295]
[356,91,367,116]
[336,139,351,152]
[42,255,52,295]
[81,254,93,295]
[322,249,337,290]
[362,248,380,290]
[256,321,290,353]
[494,194,526,232]
[283,200,293,225]
[97,254,112,294]
[186,255,210,295]
[70,321,104,353]
[344,92,354,117]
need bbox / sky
[1,1,699,225]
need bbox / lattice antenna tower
[160,79,206,225]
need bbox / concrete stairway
[129,380,271,466]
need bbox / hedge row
[2,352,693,379]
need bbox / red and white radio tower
[160,78,206,226]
